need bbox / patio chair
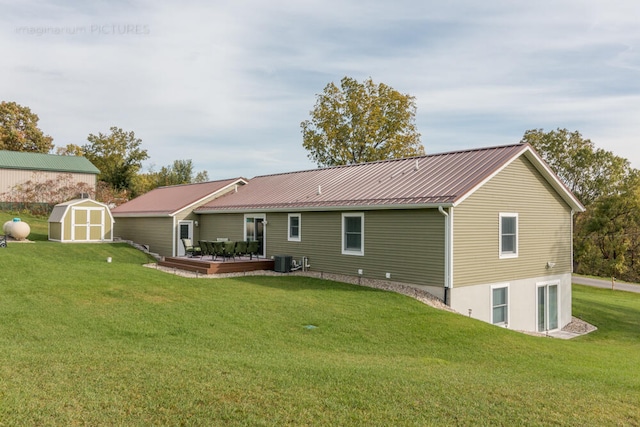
[181,238,202,258]
[247,240,260,260]
[234,241,248,259]
[212,241,225,261]
[223,240,237,261]
[199,240,213,259]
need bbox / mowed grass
[1,214,640,425]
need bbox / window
[288,213,301,242]
[499,213,518,258]
[342,212,364,256]
[492,285,509,326]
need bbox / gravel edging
[562,316,598,334]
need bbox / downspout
[571,210,575,273]
[438,206,452,306]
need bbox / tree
[83,127,149,196]
[156,159,208,186]
[522,128,640,280]
[575,177,640,281]
[55,144,83,156]
[132,160,210,196]
[0,101,54,153]
[521,128,632,206]
[301,76,423,167]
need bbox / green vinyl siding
[453,156,573,287]
[199,213,245,242]
[114,217,174,256]
[265,209,445,287]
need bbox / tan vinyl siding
[264,209,445,287]
[114,217,174,256]
[49,222,61,240]
[48,199,112,242]
[453,156,573,287]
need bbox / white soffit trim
[167,178,249,217]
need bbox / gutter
[196,202,456,215]
[438,206,452,306]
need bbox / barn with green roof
[0,150,99,202]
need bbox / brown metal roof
[195,143,582,213]
[111,178,247,216]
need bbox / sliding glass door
[244,214,266,257]
[537,283,558,332]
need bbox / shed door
[72,207,104,241]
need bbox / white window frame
[491,284,510,327]
[499,213,518,259]
[341,212,364,256]
[288,213,301,242]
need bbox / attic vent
[414,159,420,171]
[317,185,322,195]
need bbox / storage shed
[48,198,114,242]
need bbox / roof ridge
[252,143,526,179]
[155,177,246,190]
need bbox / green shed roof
[0,150,99,174]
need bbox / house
[113,143,584,333]
[111,178,247,257]
[0,150,99,202]
[48,198,114,242]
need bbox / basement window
[492,285,509,326]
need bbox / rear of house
[450,154,575,332]
[194,143,583,333]
[198,209,447,297]
[111,178,247,257]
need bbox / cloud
[1,0,640,177]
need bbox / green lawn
[1,213,640,425]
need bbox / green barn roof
[0,150,99,174]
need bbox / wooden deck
[159,256,275,275]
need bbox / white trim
[449,207,454,288]
[172,216,177,257]
[177,220,194,257]
[167,179,249,217]
[491,283,510,327]
[499,212,518,259]
[287,213,301,242]
[195,202,455,214]
[341,212,364,256]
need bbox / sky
[2,0,639,180]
